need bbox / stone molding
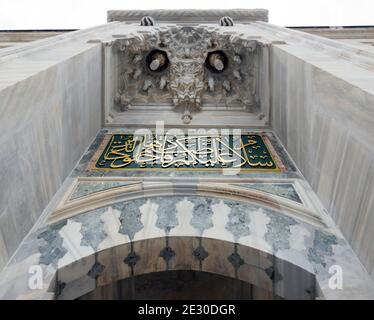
[47,177,324,228]
[107,9,269,24]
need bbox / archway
[54,236,316,300]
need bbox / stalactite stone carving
[169,59,205,107]
[111,25,261,121]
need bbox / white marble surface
[0,39,103,270]
[269,32,374,279]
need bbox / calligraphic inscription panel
[94,134,281,171]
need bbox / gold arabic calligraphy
[96,134,276,170]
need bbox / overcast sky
[0,0,373,29]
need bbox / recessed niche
[146,49,169,72]
[205,50,228,73]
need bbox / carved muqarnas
[113,26,260,123]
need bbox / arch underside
[3,185,368,299]
[46,182,327,300]
[0,191,351,300]
[55,236,316,300]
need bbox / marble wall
[0,43,103,270]
[271,43,374,279]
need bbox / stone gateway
[0,9,374,301]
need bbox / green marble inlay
[70,181,132,200]
[234,183,302,203]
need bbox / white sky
[0,0,373,29]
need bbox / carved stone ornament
[219,16,234,26]
[140,16,155,26]
[111,26,262,123]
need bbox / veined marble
[232,183,302,203]
[70,181,138,201]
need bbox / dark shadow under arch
[77,270,285,300]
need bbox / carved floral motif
[112,26,261,122]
